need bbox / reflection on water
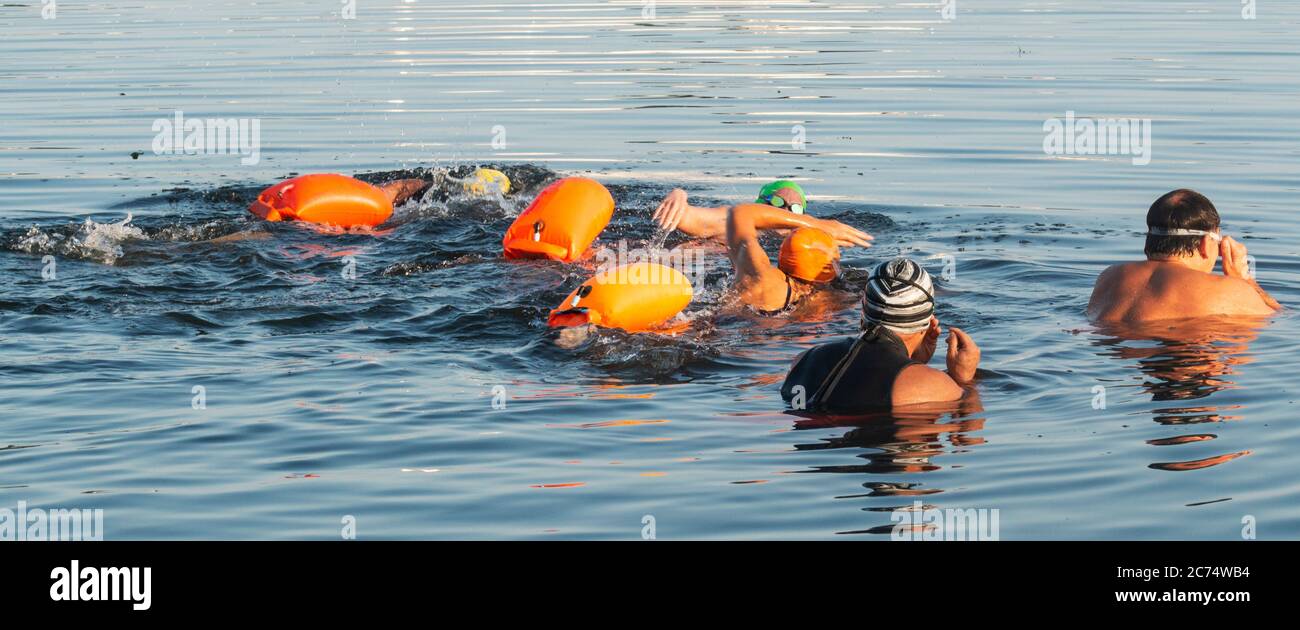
[1089,317,1270,473]
[787,396,987,535]
[1090,318,1263,403]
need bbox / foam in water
[14,213,147,266]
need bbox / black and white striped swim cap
[862,258,935,335]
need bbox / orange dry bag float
[548,262,693,332]
[249,174,393,228]
[502,177,614,263]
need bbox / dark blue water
[2,1,1298,539]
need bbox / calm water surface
[2,1,1298,539]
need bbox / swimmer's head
[1145,189,1220,260]
[778,227,840,284]
[464,168,511,196]
[756,180,807,215]
[862,258,935,336]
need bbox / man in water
[653,180,809,240]
[782,258,981,410]
[1087,189,1280,321]
[725,202,872,314]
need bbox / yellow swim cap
[464,168,511,196]
[778,227,840,284]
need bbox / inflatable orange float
[249,174,392,228]
[502,177,614,263]
[548,262,693,332]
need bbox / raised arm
[653,189,728,239]
[726,203,816,285]
[726,202,873,249]
[1221,236,1281,312]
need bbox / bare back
[1087,261,1274,322]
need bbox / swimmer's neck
[900,332,924,357]
[1145,254,1215,274]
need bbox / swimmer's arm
[1084,267,1115,318]
[1252,281,1283,311]
[956,384,984,415]
[677,206,729,239]
[654,189,728,239]
[1220,236,1280,311]
[725,204,785,286]
[378,179,429,206]
[945,327,980,385]
[1222,277,1282,314]
[893,365,964,405]
[206,231,271,244]
[727,202,873,247]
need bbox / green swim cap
[756,180,807,211]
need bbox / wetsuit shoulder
[784,328,920,411]
[780,337,856,402]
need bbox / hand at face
[653,189,690,233]
[945,326,980,384]
[1219,236,1251,279]
[911,316,941,363]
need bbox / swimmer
[781,258,981,410]
[653,180,809,241]
[208,176,428,243]
[724,202,872,313]
[1087,189,1281,322]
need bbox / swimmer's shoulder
[893,364,962,406]
[742,268,794,312]
[1087,262,1147,319]
[782,337,855,401]
[1197,273,1277,315]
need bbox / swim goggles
[1146,227,1222,241]
[760,194,804,215]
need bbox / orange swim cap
[778,227,840,284]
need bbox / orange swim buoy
[502,177,614,263]
[548,262,693,332]
[249,174,392,228]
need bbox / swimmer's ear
[1199,234,1218,259]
